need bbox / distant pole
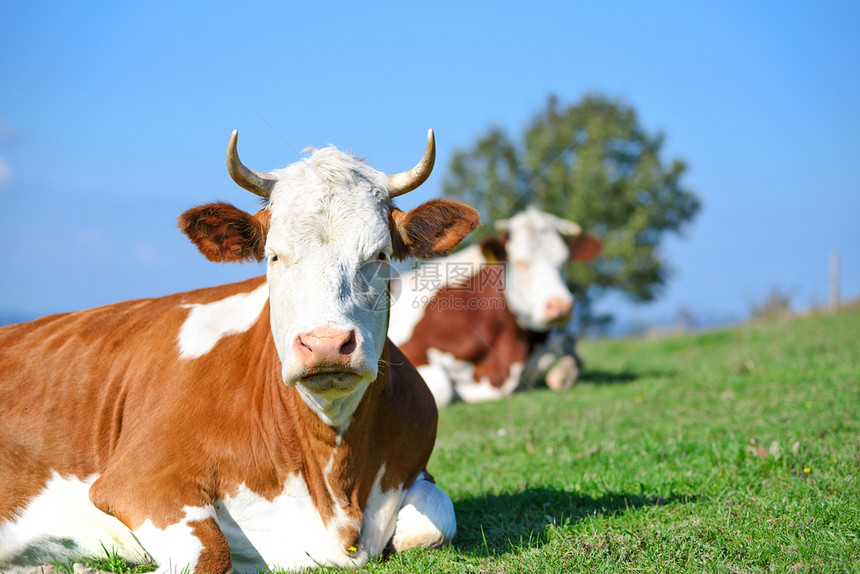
[829,252,840,314]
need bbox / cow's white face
[179,132,479,428]
[263,150,393,418]
[497,207,583,331]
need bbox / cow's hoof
[545,356,579,391]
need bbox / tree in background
[443,94,701,333]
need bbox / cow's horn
[226,130,278,199]
[388,129,436,198]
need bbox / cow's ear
[178,202,270,263]
[567,233,603,262]
[479,236,508,263]
[390,199,480,260]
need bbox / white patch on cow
[388,245,485,346]
[453,361,523,403]
[215,473,365,572]
[0,472,148,573]
[177,282,269,359]
[359,464,406,557]
[391,473,456,552]
[425,348,478,389]
[419,347,522,405]
[133,506,214,574]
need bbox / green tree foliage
[443,94,701,332]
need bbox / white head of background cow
[179,130,479,426]
[480,206,602,331]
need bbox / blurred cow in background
[389,206,602,407]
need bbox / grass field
[363,308,860,573]
[63,308,859,573]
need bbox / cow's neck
[278,343,391,451]
[258,328,392,538]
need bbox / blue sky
[1,1,858,328]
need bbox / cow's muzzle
[291,327,370,394]
[543,297,573,325]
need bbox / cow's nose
[544,298,573,322]
[294,327,358,370]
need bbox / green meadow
[61,308,859,573]
[367,307,860,573]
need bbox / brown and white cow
[388,206,601,406]
[0,130,479,572]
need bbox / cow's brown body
[0,277,436,570]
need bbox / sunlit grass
[359,308,860,572]
[59,309,860,573]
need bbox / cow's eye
[269,254,279,263]
[376,251,389,262]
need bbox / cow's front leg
[133,510,231,574]
[390,473,456,552]
[89,473,231,574]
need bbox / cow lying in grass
[388,206,601,406]
[0,130,479,573]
